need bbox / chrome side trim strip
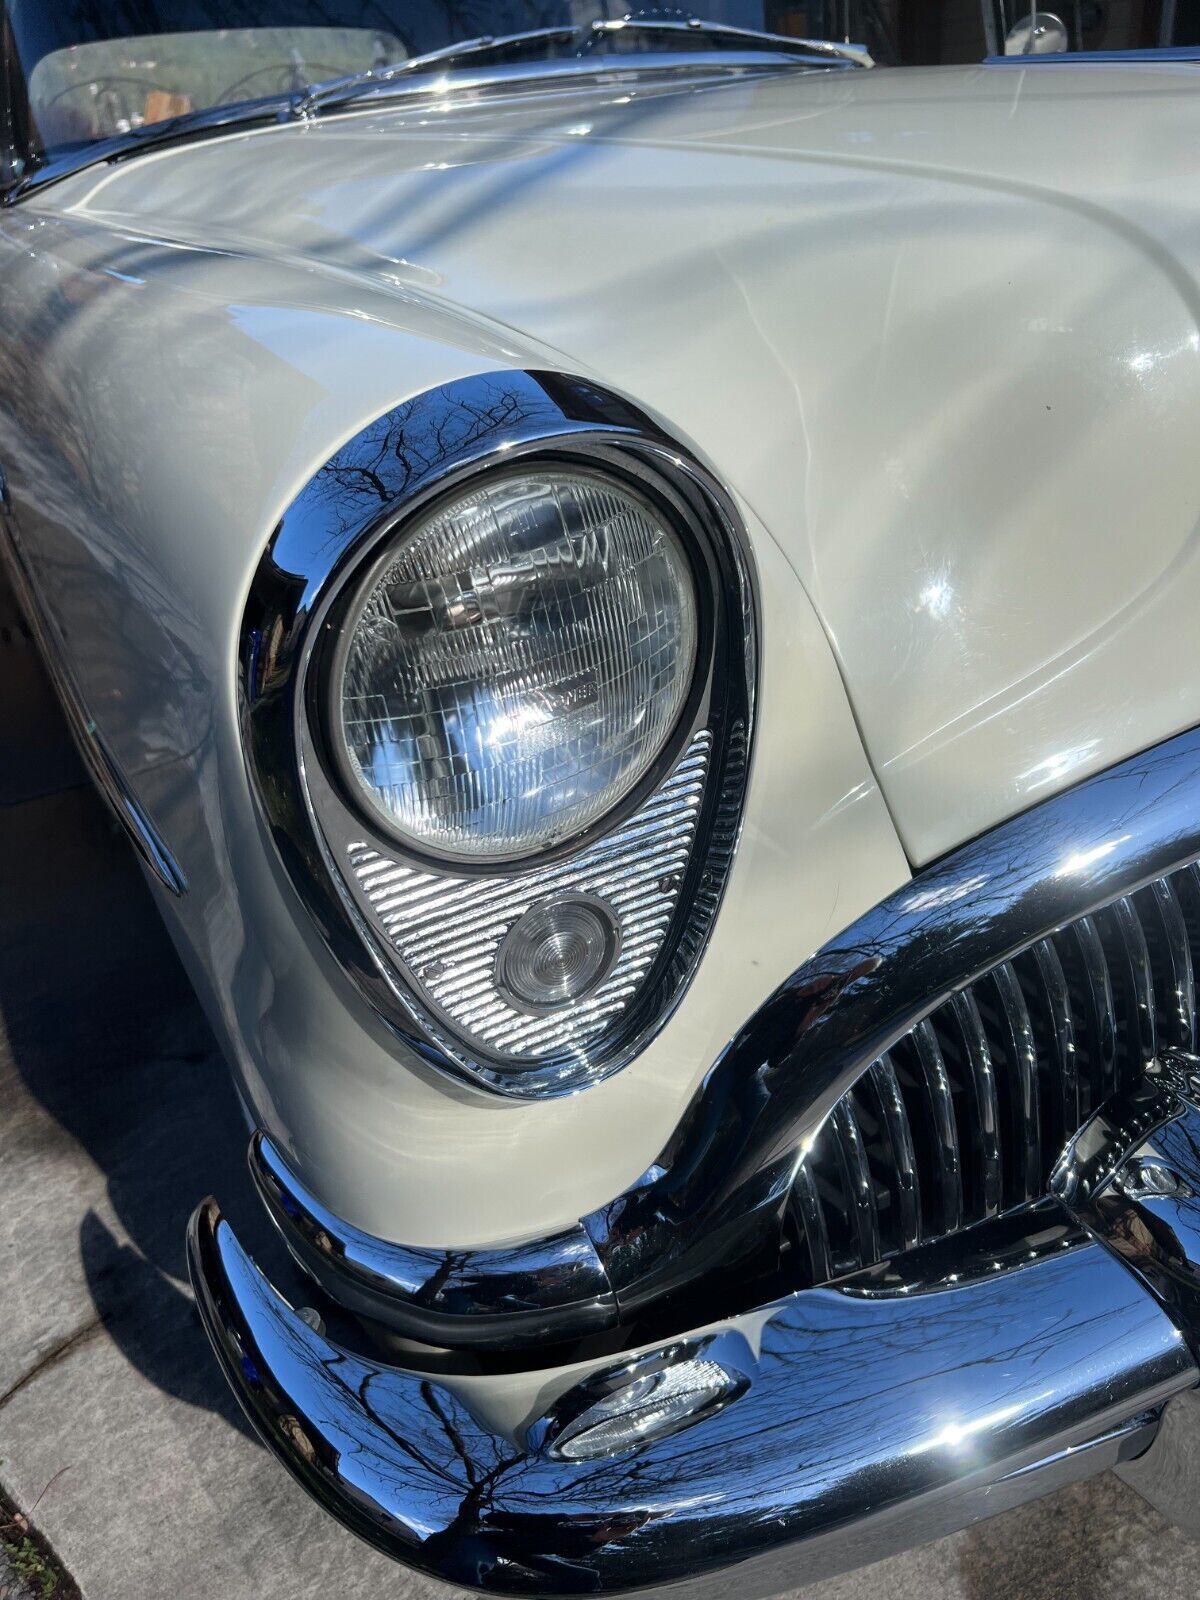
[914,1017,963,1235]
[789,1159,832,1283]
[993,961,1041,1202]
[1113,895,1159,1068]
[189,1194,1194,1596]
[830,1100,880,1267]
[1034,934,1079,1130]
[0,474,185,894]
[1149,877,1195,1051]
[1066,914,1115,1110]
[950,989,1003,1218]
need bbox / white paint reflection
[1055,835,1130,878]
[918,577,953,619]
[903,872,988,913]
[1016,741,1099,794]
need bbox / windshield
[4,2,855,170]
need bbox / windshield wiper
[290,26,583,117]
[588,18,872,68]
[290,15,871,118]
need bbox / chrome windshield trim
[296,18,869,113]
[241,370,756,1099]
[288,25,585,116]
[589,17,872,68]
[189,1192,1192,1595]
[3,54,840,206]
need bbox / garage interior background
[772,2,1200,61]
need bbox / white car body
[5,59,1199,1242]
[5,42,1200,1594]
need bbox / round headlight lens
[332,467,699,860]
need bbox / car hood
[39,59,1200,862]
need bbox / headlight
[330,467,699,861]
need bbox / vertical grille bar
[1066,915,1117,1110]
[830,1101,881,1267]
[1111,896,1158,1074]
[949,991,1003,1219]
[913,1019,962,1236]
[790,1160,832,1284]
[1032,936,1078,1144]
[1148,877,1196,1051]
[870,1054,922,1250]
[991,961,1042,1202]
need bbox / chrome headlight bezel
[241,371,757,1098]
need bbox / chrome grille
[792,864,1200,1283]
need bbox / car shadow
[0,565,303,1437]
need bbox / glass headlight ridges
[334,469,699,862]
[347,732,711,1069]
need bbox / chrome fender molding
[188,1195,1194,1596]
[251,1130,616,1349]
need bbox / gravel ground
[2,567,1200,1599]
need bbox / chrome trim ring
[240,370,757,1098]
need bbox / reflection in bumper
[188,1196,1193,1597]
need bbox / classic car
[4,3,1200,1594]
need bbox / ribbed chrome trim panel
[347,733,710,1061]
[791,856,1200,1285]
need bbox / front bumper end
[188,1186,1194,1597]
[188,725,1200,1591]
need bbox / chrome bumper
[189,1191,1195,1597]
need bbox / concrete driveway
[2,565,1200,1600]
